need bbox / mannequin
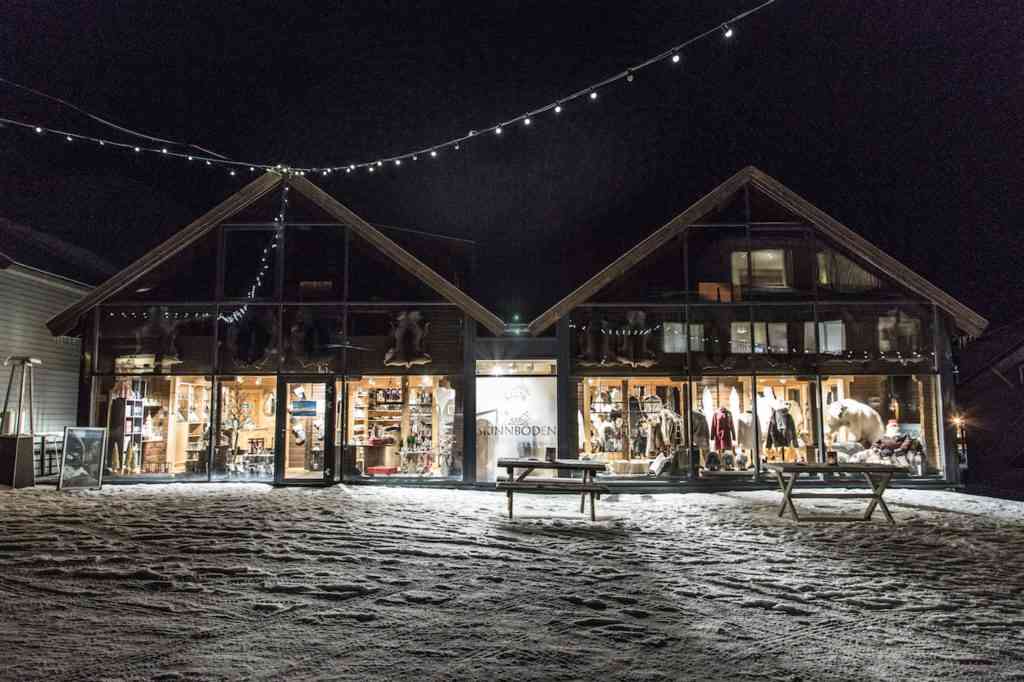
[711,407,736,452]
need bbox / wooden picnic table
[496,458,608,521]
[766,463,908,525]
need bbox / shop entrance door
[278,379,335,484]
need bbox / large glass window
[690,376,755,478]
[576,376,687,478]
[570,308,684,373]
[346,375,461,480]
[223,229,281,300]
[815,304,934,373]
[755,375,821,468]
[93,376,211,480]
[687,227,747,303]
[97,306,215,375]
[217,306,280,372]
[689,306,752,373]
[213,376,277,481]
[281,306,344,373]
[821,374,942,477]
[752,305,816,374]
[284,226,345,301]
[731,249,791,289]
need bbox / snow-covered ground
[1,484,1023,681]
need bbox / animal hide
[824,398,884,446]
[134,306,182,366]
[614,310,657,368]
[577,319,614,367]
[384,311,432,368]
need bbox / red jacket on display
[711,408,736,451]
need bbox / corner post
[462,314,477,483]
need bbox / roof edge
[285,175,507,336]
[526,166,756,335]
[527,166,987,337]
[46,171,285,336]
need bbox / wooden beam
[285,174,507,336]
[47,171,284,336]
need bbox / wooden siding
[0,269,87,432]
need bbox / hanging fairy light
[0,0,777,176]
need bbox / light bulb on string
[1,0,777,177]
[454,143,460,150]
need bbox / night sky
[1,1,1021,326]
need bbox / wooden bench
[767,463,909,525]
[496,459,609,521]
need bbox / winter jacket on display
[765,407,798,448]
[711,408,736,451]
[691,411,711,450]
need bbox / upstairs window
[817,250,882,293]
[731,249,791,289]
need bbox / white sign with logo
[475,376,558,482]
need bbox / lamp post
[952,416,969,482]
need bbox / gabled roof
[958,317,1024,386]
[46,171,506,336]
[0,217,117,287]
[527,166,988,337]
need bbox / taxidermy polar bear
[825,399,884,446]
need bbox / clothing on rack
[765,407,798,448]
[711,407,736,451]
[691,409,710,450]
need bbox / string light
[0,0,776,176]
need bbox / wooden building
[48,167,986,487]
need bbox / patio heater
[0,356,41,488]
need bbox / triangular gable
[48,172,506,336]
[527,166,988,337]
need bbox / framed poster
[58,427,107,490]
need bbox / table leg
[862,472,895,525]
[580,469,589,513]
[590,490,596,521]
[507,488,513,519]
[775,471,799,520]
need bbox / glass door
[279,379,335,483]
